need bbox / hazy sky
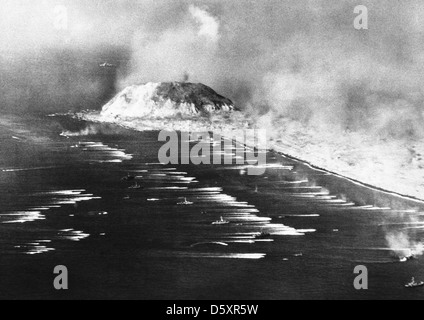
[1,0,424,138]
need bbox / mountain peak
[101,82,236,119]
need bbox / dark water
[0,114,423,300]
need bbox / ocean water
[0,114,423,300]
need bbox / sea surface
[0,114,423,300]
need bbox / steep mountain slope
[101,82,236,119]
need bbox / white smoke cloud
[386,231,424,258]
[3,0,424,132]
[189,5,220,42]
[119,4,221,89]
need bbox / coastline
[71,111,424,204]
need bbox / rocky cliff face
[101,82,236,119]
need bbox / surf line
[158,130,267,176]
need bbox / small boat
[400,253,416,262]
[255,231,272,239]
[405,278,424,288]
[99,62,115,68]
[212,217,230,225]
[191,242,229,248]
[122,174,136,182]
[128,183,141,190]
[178,198,193,205]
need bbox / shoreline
[273,148,424,206]
[69,111,424,205]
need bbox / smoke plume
[386,232,424,258]
[2,0,424,141]
[117,0,424,140]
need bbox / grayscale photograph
[0,0,423,303]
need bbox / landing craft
[99,62,115,68]
[405,277,424,288]
[399,255,415,263]
[399,250,416,262]
[212,216,230,225]
[121,174,136,182]
[177,198,193,205]
[254,231,272,240]
[128,182,141,190]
